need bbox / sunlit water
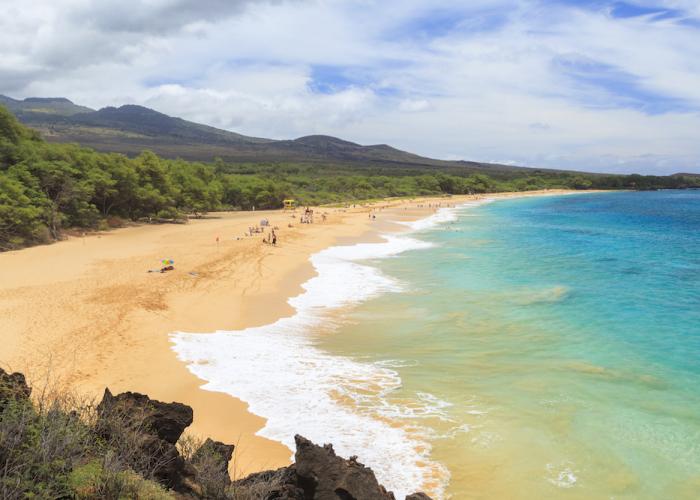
[173,191,700,499]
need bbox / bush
[0,395,95,499]
[70,459,175,500]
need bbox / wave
[171,202,484,498]
[398,198,493,232]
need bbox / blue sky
[1,0,699,174]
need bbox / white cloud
[399,99,431,112]
[1,0,699,174]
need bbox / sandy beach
[0,189,580,479]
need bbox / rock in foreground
[235,434,432,500]
[96,388,199,492]
[0,367,31,410]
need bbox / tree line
[1,105,698,250]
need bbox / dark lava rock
[97,388,193,444]
[96,388,195,490]
[293,435,395,500]
[0,367,31,410]
[236,466,306,499]
[193,438,235,485]
[234,435,433,500]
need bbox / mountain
[44,104,273,144]
[1,95,534,174]
[0,95,94,116]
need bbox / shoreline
[0,189,593,481]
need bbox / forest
[1,104,698,250]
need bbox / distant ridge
[1,94,537,174]
[0,95,94,116]
[58,104,274,144]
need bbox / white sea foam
[400,206,460,231]
[399,199,493,232]
[171,203,483,498]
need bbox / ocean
[172,190,700,499]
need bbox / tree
[24,160,83,238]
[132,151,176,218]
[0,173,45,249]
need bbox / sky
[1,0,700,174]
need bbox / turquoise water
[319,191,700,499]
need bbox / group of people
[263,228,277,246]
[299,207,314,224]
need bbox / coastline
[0,189,589,481]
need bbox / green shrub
[70,459,175,500]
[0,397,94,499]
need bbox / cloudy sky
[2,0,700,174]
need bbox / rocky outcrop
[94,389,240,496]
[294,435,396,500]
[96,388,197,491]
[193,438,235,478]
[97,388,194,444]
[235,466,305,499]
[191,437,236,495]
[234,435,433,500]
[0,367,31,410]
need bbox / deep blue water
[462,190,700,375]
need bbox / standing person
[272,229,277,246]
